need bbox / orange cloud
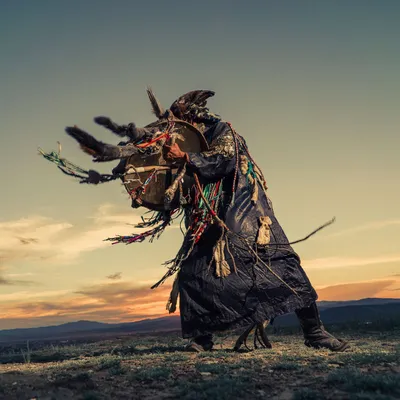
[316,279,399,301]
[2,275,399,330]
[0,280,174,329]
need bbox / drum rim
[144,118,209,151]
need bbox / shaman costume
[160,91,349,352]
[39,88,349,352]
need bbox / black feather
[146,86,165,118]
[65,126,104,153]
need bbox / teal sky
[1,1,399,328]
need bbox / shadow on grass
[327,367,400,397]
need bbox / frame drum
[122,119,208,211]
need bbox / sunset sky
[1,1,399,329]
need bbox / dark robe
[177,121,317,339]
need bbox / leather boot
[295,302,350,352]
[185,334,214,352]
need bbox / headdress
[146,88,221,127]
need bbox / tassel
[214,241,222,276]
[253,166,272,209]
[254,165,268,191]
[256,216,272,246]
[251,178,259,204]
[240,155,259,204]
[166,275,180,313]
[239,155,248,175]
[214,239,231,277]
[246,171,258,205]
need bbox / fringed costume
[165,121,318,339]
[39,88,350,352]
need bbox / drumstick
[125,165,172,174]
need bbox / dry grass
[0,329,399,400]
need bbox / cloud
[0,280,173,329]
[107,272,122,280]
[0,267,36,286]
[1,274,399,329]
[0,277,36,286]
[0,205,157,286]
[91,204,140,225]
[75,281,152,304]
[325,219,400,238]
[0,290,71,303]
[0,216,73,265]
[4,273,35,278]
[302,254,400,270]
[316,279,399,301]
[0,204,177,272]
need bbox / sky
[1,0,399,329]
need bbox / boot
[185,334,214,352]
[295,302,350,352]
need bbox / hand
[163,143,187,163]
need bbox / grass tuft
[128,366,172,382]
[96,356,121,371]
[176,375,255,400]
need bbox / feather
[94,116,150,142]
[146,86,165,118]
[65,126,139,162]
[80,145,97,156]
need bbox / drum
[122,119,208,211]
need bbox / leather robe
[177,121,317,338]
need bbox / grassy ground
[0,329,399,400]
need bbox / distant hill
[0,298,399,343]
[0,316,182,343]
[273,302,400,328]
[317,297,400,310]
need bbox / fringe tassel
[239,155,248,175]
[254,164,268,191]
[233,320,272,351]
[214,238,231,277]
[104,211,179,245]
[240,155,258,204]
[38,147,120,184]
[256,216,272,246]
[166,275,180,313]
[251,178,258,204]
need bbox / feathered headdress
[145,88,220,124]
